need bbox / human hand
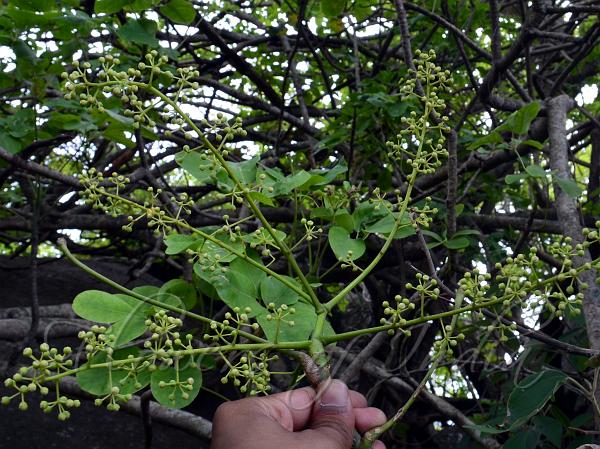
[210,379,387,449]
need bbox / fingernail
[318,380,348,413]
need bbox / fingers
[373,440,387,449]
[213,381,387,449]
[247,385,368,432]
[301,379,356,449]
[354,407,387,433]
[349,390,368,408]
[256,386,315,431]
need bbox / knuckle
[312,416,354,447]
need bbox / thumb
[307,379,356,449]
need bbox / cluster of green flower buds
[2,344,77,420]
[187,243,229,282]
[157,376,196,404]
[93,386,133,412]
[203,307,260,345]
[381,295,416,334]
[62,50,200,133]
[144,310,184,352]
[220,351,278,395]
[433,325,466,360]
[409,197,438,229]
[386,49,450,174]
[300,218,324,242]
[406,273,441,301]
[458,269,492,304]
[485,321,518,343]
[78,325,116,357]
[264,302,297,333]
[199,114,248,144]
[245,227,287,255]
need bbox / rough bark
[547,95,600,351]
[548,95,600,431]
[58,376,212,439]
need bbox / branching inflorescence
[3,47,600,449]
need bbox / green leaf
[4,108,35,138]
[150,359,202,408]
[116,19,159,47]
[504,101,541,135]
[248,191,275,206]
[160,0,196,24]
[364,213,395,234]
[505,173,527,185]
[525,164,546,179]
[226,156,258,185]
[105,109,134,126]
[72,290,143,323]
[522,139,544,149]
[445,237,470,250]
[260,275,301,307]
[364,212,415,239]
[131,0,157,11]
[213,259,266,317]
[176,151,213,184]
[452,229,480,237]
[352,202,386,231]
[106,311,148,347]
[421,229,443,241]
[333,210,354,232]
[231,256,267,286]
[0,132,22,154]
[94,0,129,14]
[73,289,181,346]
[257,302,334,343]
[159,279,197,310]
[308,163,348,186]
[76,348,150,395]
[556,177,583,198]
[321,0,346,17]
[506,370,567,430]
[164,233,200,255]
[269,170,312,196]
[467,131,503,151]
[462,422,506,435]
[503,430,540,449]
[197,235,244,263]
[328,226,365,261]
[532,416,562,448]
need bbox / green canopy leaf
[160,0,197,24]
[328,226,365,261]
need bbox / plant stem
[58,238,265,343]
[44,341,308,383]
[324,102,432,313]
[359,291,464,448]
[145,83,322,311]
[92,188,311,302]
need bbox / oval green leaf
[150,360,202,409]
[328,226,365,261]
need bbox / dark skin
[211,379,387,449]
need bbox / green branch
[145,83,322,311]
[44,341,309,383]
[89,188,311,302]
[58,238,266,343]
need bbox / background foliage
[1,0,600,448]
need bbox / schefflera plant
[3,48,600,446]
